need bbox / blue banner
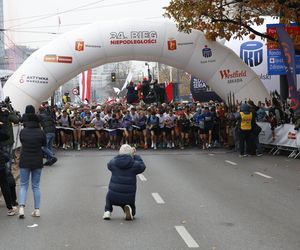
[267,23,300,75]
[276,25,300,112]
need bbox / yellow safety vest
[240,112,252,130]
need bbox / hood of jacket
[240,103,250,114]
[110,154,134,169]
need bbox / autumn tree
[164,0,300,42]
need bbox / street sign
[72,88,79,95]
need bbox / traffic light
[111,72,116,82]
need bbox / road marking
[254,172,273,179]
[152,193,165,204]
[138,174,147,181]
[175,226,199,248]
[225,160,237,166]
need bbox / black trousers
[105,194,136,216]
[239,130,252,155]
[0,168,13,209]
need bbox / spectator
[18,105,46,218]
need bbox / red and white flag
[165,81,173,103]
[79,69,92,102]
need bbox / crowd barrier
[12,123,300,158]
[257,122,300,159]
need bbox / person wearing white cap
[103,144,146,220]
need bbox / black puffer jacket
[107,154,146,204]
[19,118,46,169]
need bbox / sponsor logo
[44,54,72,64]
[167,39,193,51]
[75,41,84,51]
[288,132,296,140]
[19,74,49,84]
[192,78,207,92]
[202,45,212,58]
[258,73,272,80]
[168,38,177,51]
[240,41,263,67]
[219,69,247,84]
[75,40,102,51]
[110,31,157,45]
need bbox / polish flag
[165,82,173,103]
[79,69,92,102]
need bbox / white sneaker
[124,205,133,220]
[171,142,175,148]
[103,211,111,220]
[62,144,67,150]
[7,206,18,216]
[153,145,157,150]
[77,145,81,151]
[19,206,25,219]
[31,209,40,217]
[151,142,154,148]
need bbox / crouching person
[103,144,146,220]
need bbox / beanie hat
[119,144,133,155]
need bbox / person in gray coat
[103,144,146,220]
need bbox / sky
[3,0,171,49]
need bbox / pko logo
[202,45,212,58]
[240,41,263,67]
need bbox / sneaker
[153,145,157,150]
[171,142,175,148]
[103,211,111,220]
[151,142,154,148]
[7,207,18,216]
[48,157,57,166]
[19,206,25,219]
[256,153,263,157]
[62,144,67,150]
[31,209,40,217]
[124,205,133,220]
[77,145,81,151]
[167,143,171,148]
[98,146,102,150]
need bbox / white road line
[175,226,199,248]
[254,172,273,179]
[225,160,237,166]
[138,174,147,181]
[151,193,165,204]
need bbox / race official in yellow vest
[236,103,255,157]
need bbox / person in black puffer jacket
[103,144,146,220]
[18,105,46,219]
[38,105,57,166]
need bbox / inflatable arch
[4,19,270,112]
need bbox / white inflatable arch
[4,19,270,112]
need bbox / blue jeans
[42,133,55,159]
[19,168,42,209]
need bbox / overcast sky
[3,0,171,49]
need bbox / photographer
[0,97,20,208]
[0,121,18,216]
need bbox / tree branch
[211,18,276,41]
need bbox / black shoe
[48,157,57,166]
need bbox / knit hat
[119,144,133,155]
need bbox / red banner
[81,69,92,102]
[165,82,173,103]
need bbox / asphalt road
[0,148,300,250]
